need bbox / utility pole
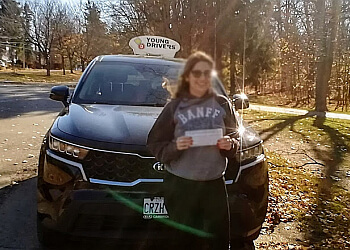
[242,6,247,93]
[23,37,25,68]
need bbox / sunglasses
[191,70,212,78]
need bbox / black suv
[37,55,268,248]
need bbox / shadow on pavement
[0,84,66,119]
[0,177,39,249]
[0,178,169,250]
[250,111,350,247]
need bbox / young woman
[147,51,239,249]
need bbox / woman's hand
[176,136,193,150]
[217,136,238,151]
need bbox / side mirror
[50,85,69,107]
[232,94,249,110]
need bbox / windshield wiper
[85,102,165,107]
[90,101,112,105]
[130,103,164,107]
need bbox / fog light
[43,159,72,185]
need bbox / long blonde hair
[175,51,214,98]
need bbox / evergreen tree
[0,0,23,65]
[80,0,108,70]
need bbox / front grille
[83,151,162,182]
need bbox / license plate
[143,197,169,219]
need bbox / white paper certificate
[185,128,223,147]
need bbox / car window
[73,60,226,106]
[74,61,181,106]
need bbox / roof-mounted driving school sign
[129,36,181,58]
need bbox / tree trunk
[315,0,340,112]
[229,41,236,95]
[37,51,42,69]
[81,58,85,72]
[215,0,222,75]
[216,43,223,80]
[45,54,51,76]
[304,0,315,105]
[61,55,65,75]
[69,56,74,74]
[67,50,74,73]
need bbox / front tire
[37,213,64,247]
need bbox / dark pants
[164,172,230,250]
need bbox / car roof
[95,55,185,66]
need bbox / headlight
[49,136,89,160]
[236,143,263,162]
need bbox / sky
[15,0,115,24]
[16,0,90,6]
[17,0,113,9]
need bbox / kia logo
[153,162,165,171]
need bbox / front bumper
[37,149,268,241]
[38,150,174,242]
[38,188,177,241]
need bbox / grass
[240,109,350,248]
[248,92,350,115]
[0,68,82,83]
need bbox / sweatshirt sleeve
[147,100,183,164]
[217,95,239,158]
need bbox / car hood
[56,103,262,148]
[57,104,159,145]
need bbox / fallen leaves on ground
[256,152,350,249]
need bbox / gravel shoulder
[0,112,57,189]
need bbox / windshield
[73,60,226,106]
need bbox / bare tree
[25,0,57,76]
[63,13,82,73]
[53,3,70,75]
